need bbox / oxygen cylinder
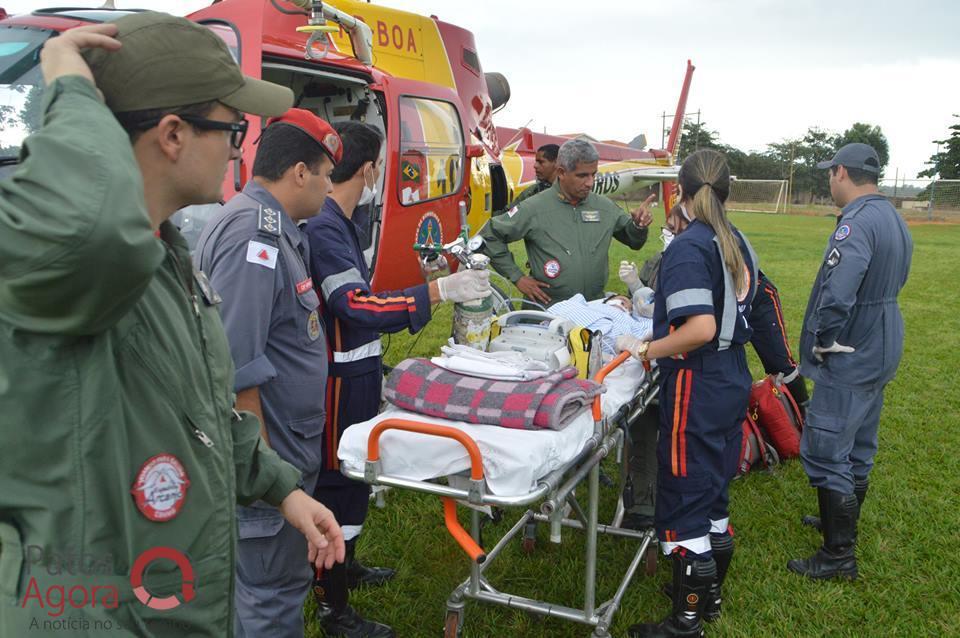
[452,253,493,350]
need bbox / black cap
[816,143,881,174]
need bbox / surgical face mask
[358,165,377,206]
[660,227,675,249]
[679,203,692,222]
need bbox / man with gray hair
[479,138,654,305]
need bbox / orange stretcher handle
[367,418,484,481]
[443,497,486,563]
[592,351,631,421]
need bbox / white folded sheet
[339,358,647,496]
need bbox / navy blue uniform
[750,270,798,376]
[652,220,758,554]
[195,182,327,638]
[305,197,432,536]
[799,194,912,493]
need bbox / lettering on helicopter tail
[375,20,418,54]
[593,172,621,195]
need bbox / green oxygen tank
[451,247,493,351]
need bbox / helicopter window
[397,96,463,206]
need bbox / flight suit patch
[826,247,842,268]
[131,454,190,522]
[543,259,561,279]
[307,310,321,341]
[581,210,600,222]
[507,206,519,218]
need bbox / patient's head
[603,294,632,314]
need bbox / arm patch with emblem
[826,247,841,268]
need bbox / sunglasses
[133,115,249,149]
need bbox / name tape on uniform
[246,241,279,269]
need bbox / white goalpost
[727,179,788,214]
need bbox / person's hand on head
[40,23,121,88]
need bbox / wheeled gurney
[338,352,661,637]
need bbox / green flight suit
[479,182,649,303]
[510,179,552,207]
[0,76,300,636]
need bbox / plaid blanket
[383,358,605,431]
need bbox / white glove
[615,334,642,356]
[618,260,641,295]
[812,342,855,362]
[632,286,655,318]
[437,269,491,303]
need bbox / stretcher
[338,352,661,637]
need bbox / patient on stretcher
[548,293,654,354]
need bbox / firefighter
[0,15,343,636]
[616,149,759,637]
[304,121,490,637]
[787,143,912,581]
[479,138,653,306]
[509,143,559,206]
[194,108,343,637]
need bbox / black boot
[801,477,868,531]
[704,533,733,621]
[629,551,715,638]
[320,561,395,637]
[788,488,858,580]
[345,538,396,589]
[658,533,733,622]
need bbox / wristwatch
[635,340,650,361]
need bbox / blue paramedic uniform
[651,219,758,553]
[305,197,432,534]
[798,194,912,493]
[750,270,798,376]
[194,182,328,638]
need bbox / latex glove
[615,334,643,357]
[618,260,641,294]
[278,490,346,570]
[437,269,491,303]
[632,286,655,318]
[812,341,855,362]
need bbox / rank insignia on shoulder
[834,224,851,241]
[826,247,842,268]
[258,206,281,236]
[193,269,222,305]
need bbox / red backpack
[737,412,778,477]
[749,374,805,459]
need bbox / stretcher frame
[342,352,662,637]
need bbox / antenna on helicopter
[99,0,116,8]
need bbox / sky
[4,0,958,180]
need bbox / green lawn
[307,212,960,637]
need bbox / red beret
[265,108,342,164]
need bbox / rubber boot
[659,533,733,622]
[802,477,868,531]
[345,538,396,589]
[629,551,715,638]
[319,561,395,638]
[787,488,858,580]
[785,374,809,420]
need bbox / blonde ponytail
[679,150,746,294]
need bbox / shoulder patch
[257,206,281,236]
[826,247,842,268]
[507,206,519,218]
[834,224,851,241]
[246,240,279,269]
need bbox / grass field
[306,211,960,638]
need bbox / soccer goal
[927,179,960,216]
[727,179,788,214]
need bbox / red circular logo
[131,454,190,522]
[130,547,195,610]
[543,259,561,279]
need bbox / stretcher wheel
[644,546,658,576]
[443,610,462,638]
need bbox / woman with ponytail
[617,149,759,637]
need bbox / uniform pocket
[0,521,24,601]
[236,504,285,540]
[288,414,325,439]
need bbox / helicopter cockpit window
[397,96,463,206]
